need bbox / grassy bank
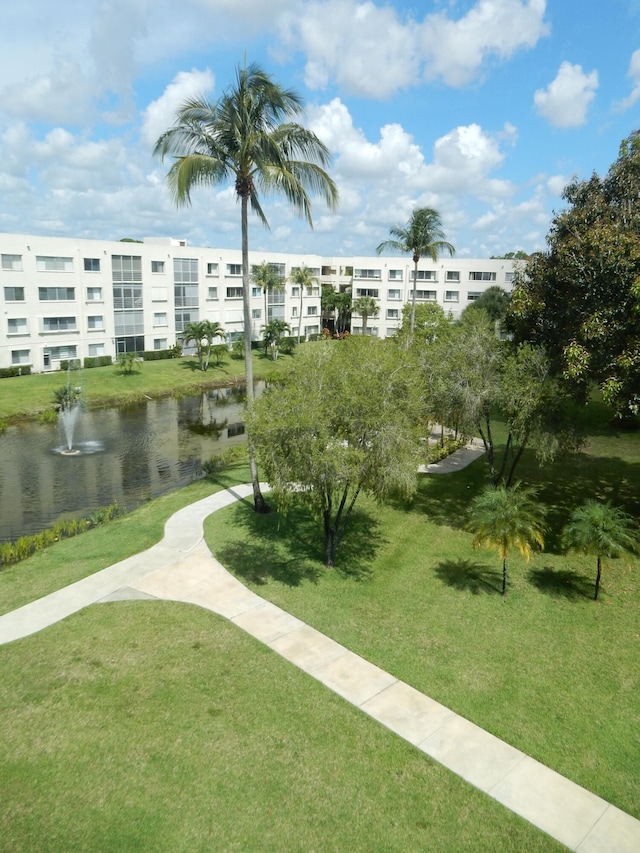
[0,351,293,422]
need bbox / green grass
[204,402,640,821]
[0,465,250,616]
[0,351,293,422]
[0,602,563,852]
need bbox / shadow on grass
[215,497,384,585]
[433,558,502,595]
[528,566,593,600]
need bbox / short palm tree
[262,319,291,360]
[252,261,285,329]
[290,264,319,344]
[154,61,339,512]
[562,499,639,600]
[352,295,379,335]
[468,482,546,596]
[376,207,454,335]
[181,320,225,371]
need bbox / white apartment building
[0,233,516,372]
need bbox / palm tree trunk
[502,555,508,596]
[241,193,269,514]
[298,286,303,345]
[410,259,418,334]
[594,554,602,600]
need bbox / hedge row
[0,366,32,379]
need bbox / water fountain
[55,365,84,456]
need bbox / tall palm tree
[376,207,454,335]
[352,295,379,335]
[154,61,339,512]
[468,482,546,597]
[251,261,284,329]
[181,320,225,371]
[290,264,319,345]
[562,500,639,600]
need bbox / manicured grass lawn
[204,400,640,821]
[0,603,563,852]
[0,351,292,422]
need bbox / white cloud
[547,174,569,196]
[534,61,598,128]
[613,49,640,111]
[141,69,216,148]
[280,0,549,97]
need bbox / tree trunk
[594,554,602,600]
[410,258,418,334]
[241,193,270,514]
[502,555,508,596]
[323,508,335,568]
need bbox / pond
[0,384,255,541]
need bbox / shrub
[83,355,112,369]
[231,340,245,360]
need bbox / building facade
[0,233,516,372]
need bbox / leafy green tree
[262,319,290,360]
[154,61,339,512]
[290,265,319,344]
[562,500,639,600]
[376,207,454,335]
[351,295,379,334]
[252,262,285,328]
[468,482,546,596]
[462,286,511,325]
[117,352,138,375]
[508,130,640,419]
[181,320,225,371]
[396,301,451,348]
[247,336,422,567]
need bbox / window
[469,271,496,281]
[306,305,318,316]
[86,287,102,301]
[173,257,198,283]
[252,286,262,297]
[112,255,142,283]
[252,309,261,319]
[207,262,219,276]
[39,287,75,301]
[207,287,218,300]
[291,306,298,317]
[505,272,515,282]
[227,264,242,276]
[151,260,165,273]
[411,270,437,281]
[11,349,30,365]
[87,315,104,330]
[354,269,381,279]
[291,286,300,297]
[153,312,167,326]
[227,423,246,438]
[387,288,401,300]
[113,285,142,309]
[467,292,482,301]
[84,258,100,272]
[267,262,286,276]
[444,291,459,302]
[226,286,243,299]
[88,343,105,357]
[8,318,27,334]
[43,317,77,332]
[36,256,73,272]
[4,286,24,301]
[388,270,403,281]
[411,290,437,301]
[446,271,460,282]
[355,288,379,298]
[304,325,319,335]
[154,339,167,351]
[1,254,22,271]
[386,308,400,320]
[305,285,320,296]
[321,266,336,276]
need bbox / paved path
[1,459,639,851]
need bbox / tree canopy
[508,130,640,419]
[247,336,422,567]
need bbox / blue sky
[1,0,639,258]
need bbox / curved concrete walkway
[1,466,639,851]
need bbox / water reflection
[0,383,256,541]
